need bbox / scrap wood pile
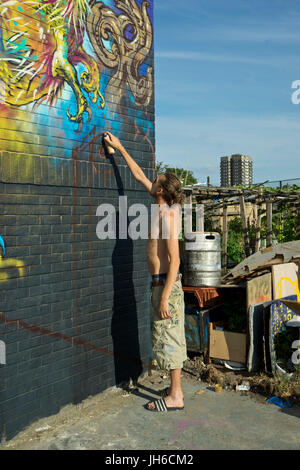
[183,184,300,268]
[219,240,300,384]
[222,240,300,285]
[183,240,300,380]
[182,185,300,397]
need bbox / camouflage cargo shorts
[150,275,187,371]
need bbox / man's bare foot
[147,393,184,410]
[160,386,184,400]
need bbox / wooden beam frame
[222,203,228,273]
[239,195,251,257]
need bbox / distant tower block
[220,156,231,187]
[220,154,253,187]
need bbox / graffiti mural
[0,234,26,283]
[87,0,153,112]
[0,234,25,367]
[0,0,154,131]
[0,0,104,122]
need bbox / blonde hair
[159,172,185,206]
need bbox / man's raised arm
[104,132,153,193]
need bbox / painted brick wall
[0,0,155,441]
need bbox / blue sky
[154,0,300,185]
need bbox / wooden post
[239,195,251,257]
[186,191,192,206]
[255,187,263,252]
[296,201,300,240]
[222,203,228,274]
[266,201,273,247]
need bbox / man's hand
[104,131,152,192]
[158,297,172,319]
[103,131,123,151]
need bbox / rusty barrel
[183,232,221,287]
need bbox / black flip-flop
[159,387,169,398]
[145,397,184,412]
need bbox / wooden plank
[239,195,251,257]
[246,273,272,310]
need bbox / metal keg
[183,232,221,287]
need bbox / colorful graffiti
[0,0,153,124]
[0,234,25,366]
[0,234,26,283]
[273,263,300,301]
[87,0,153,112]
[269,297,299,376]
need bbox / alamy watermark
[0,340,6,365]
[291,340,300,366]
[95,196,204,246]
[291,80,300,104]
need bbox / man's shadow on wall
[110,157,144,388]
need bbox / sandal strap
[155,398,168,412]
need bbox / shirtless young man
[104,132,187,412]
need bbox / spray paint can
[103,132,115,155]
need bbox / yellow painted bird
[0,0,105,122]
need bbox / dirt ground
[1,356,300,450]
[183,353,300,405]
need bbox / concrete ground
[1,371,300,450]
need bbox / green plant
[221,305,247,332]
[225,217,245,264]
[156,162,198,186]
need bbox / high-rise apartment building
[220,154,253,187]
[220,156,231,187]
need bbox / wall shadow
[110,155,143,387]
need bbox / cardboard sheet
[246,273,272,310]
[209,330,246,363]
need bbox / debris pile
[222,240,300,284]
[184,240,300,404]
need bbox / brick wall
[0,0,155,441]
